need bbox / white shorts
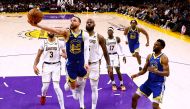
[109,54,120,67]
[89,61,100,80]
[42,62,61,82]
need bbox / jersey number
[110,46,114,51]
[50,51,53,58]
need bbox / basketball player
[64,18,113,109]
[28,16,90,102]
[131,39,170,109]
[124,20,149,71]
[106,27,126,91]
[85,18,112,109]
[33,33,65,109]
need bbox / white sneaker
[64,82,70,91]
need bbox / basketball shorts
[89,61,100,80]
[136,80,165,103]
[128,42,139,54]
[109,54,120,67]
[42,62,61,82]
[66,61,87,82]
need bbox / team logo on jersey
[89,39,96,44]
[130,33,136,39]
[150,60,158,70]
[70,39,81,54]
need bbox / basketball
[27,8,43,24]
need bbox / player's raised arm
[28,20,69,38]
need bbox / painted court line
[3,82,9,87]
[114,94,120,96]
[107,80,111,84]
[37,95,52,98]
[98,88,102,91]
[14,90,26,95]
[66,95,73,98]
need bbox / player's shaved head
[87,18,95,24]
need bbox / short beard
[86,26,94,32]
[70,25,77,30]
[48,34,54,38]
[153,49,160,54]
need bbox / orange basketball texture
[27,8,43,24]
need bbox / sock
[53,82,65,109]
[120,81,123,85]
[90,79,99,109]
[41,82,50,96]
[112,81,116,85]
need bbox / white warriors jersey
[106,37,118,54]
[40,38,64,62]
[89,32,100,62]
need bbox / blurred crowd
[116,0,190,36]
[0,0,189,36]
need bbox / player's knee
[109,71,114,76]
[152,102,159,109]
[53,82,60,90]
[91,85,98,92]
[115,67,121,73]
[42,83,50,90]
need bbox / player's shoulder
[82,30,88,34]
[124,26,130,30]
[147,54,152,59]
[97,33,106,44]
[161,53,169,61]
[82,30,89,36]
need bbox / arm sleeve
[83,31,89,65]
